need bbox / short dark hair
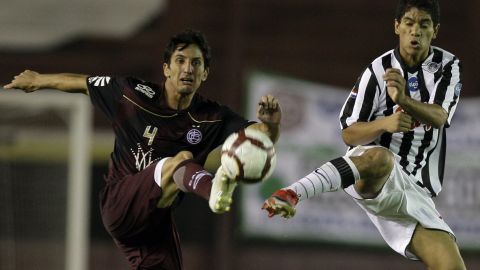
[163,29,212,69]
[395,0,440,26]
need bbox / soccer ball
[221,128,276,184]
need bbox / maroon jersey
[87,75,252,181]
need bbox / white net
[0,90,92,270]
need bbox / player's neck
[399,48,429,68]
[165,91,193,111]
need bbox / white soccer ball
[221,128,276,183]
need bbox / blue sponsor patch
[408,76,419,92]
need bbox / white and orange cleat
[262,189,299,219]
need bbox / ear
[163,63,170,78]
[394,19,400,35]
[432,24,440,39]
[201,68,209,81]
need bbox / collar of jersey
[393,46,434,73]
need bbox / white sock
[285,157,360,202]
[154,157,171,188]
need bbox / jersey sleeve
[86,76,124,121]
[219,106,254,142]
[339,67,380,129]
[431,57,462,128]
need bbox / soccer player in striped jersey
[263,0,465,269]
[4,30,281,270]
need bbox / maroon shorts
[100,163,183,270]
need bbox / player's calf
[173,159,213,200]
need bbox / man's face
[163,44,209,96]
[395,7,439,61]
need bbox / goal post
[0,89,92,270]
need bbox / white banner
[240,71,480,249]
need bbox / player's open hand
[3,70,41,92]
[262,189,298,219]
[257,95,281,126]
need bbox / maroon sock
[172,159,213,200]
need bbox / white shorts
[343,145,454,260]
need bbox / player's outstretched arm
[3,70,89,95]
[262,189,299,219]
[248,94,281,143]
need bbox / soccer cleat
[262,189,299,219]
[209,166,237,214]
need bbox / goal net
[0,89,92,270]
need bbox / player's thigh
[203,146,222,173]
[409,224,466,270]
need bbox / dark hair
[163,29,211,69]
[395,0,440,26]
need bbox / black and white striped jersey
[339,46,462,197]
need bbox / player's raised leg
[156,149,238,213]
[263,147,394,218]
[155,151,214,208]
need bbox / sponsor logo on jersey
[408,75,419,92]
[130,143,159,171]
[186,128,202,144]
[135,84,155,98]
[88,76,111,86]
[422,61,441,73]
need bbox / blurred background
[0,0,479,269]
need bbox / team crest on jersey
[88,76,111,86]
[135,84,155,98]
[186,128,202,144]
[422,61,441,73]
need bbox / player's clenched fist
[4,70,41,92]
[262,189,299,219]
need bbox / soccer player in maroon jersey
[262,0,466,269]
[4,29,281,270]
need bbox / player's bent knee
[161,151,194,178]
[353,148,394,198]
[362,147,394,179]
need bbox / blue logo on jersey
[454,83,462,97]
[408,77,419,92]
